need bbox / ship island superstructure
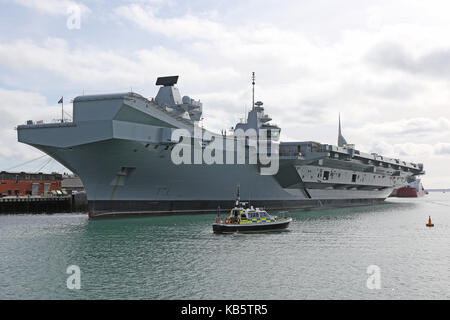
[17,75,425,217]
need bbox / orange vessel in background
[396,179,426,198]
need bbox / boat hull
[396,187,425,198]
[88,198,387,218]
[16,91,424,219]
[212,218,292,234]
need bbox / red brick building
[0,171,62,197]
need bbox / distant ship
[395,178,426,198]
[17,74,425,217]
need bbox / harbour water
[0,193,449,300]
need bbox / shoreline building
[62,174,85,194]
[0,171,62,197]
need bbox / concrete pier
[0,193,88,214]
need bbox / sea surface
[0,193,449,300]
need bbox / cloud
[0,38,240,95]
[114,4,228,42]
[367,42,450,79]
[434,142,450,155]
[350,117,450,138]
[346,117,450,164]
[0,38,137,87]
[0,88,67,172]
[371,141,450,159]
[5,0,91,16]
[1,1,450,186]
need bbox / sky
[0,0,449,188]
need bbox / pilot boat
[212,203,292,234]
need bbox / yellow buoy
[426,216,434,227]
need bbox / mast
[252,72,255,110]
[58,96,64,123]
[338,113,348,147]
[338,113,341,137]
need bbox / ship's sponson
[17,77,424,217]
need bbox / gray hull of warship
[17,75,424,217]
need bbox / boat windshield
[258,211,270,218]
[247,210,270,218]
[247,210,258,218]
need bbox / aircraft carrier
[17,75,425,217]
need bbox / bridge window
[323,171,330,180]
[351,174,357,182]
